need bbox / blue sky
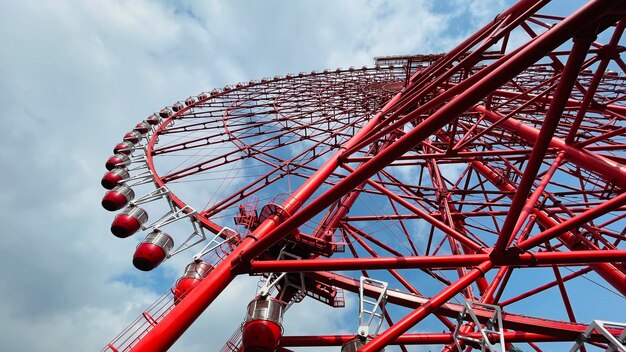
[5,1,622,351]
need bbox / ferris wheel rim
[140,68,626,296]
[103,3,626,349]
[143,66,402,236]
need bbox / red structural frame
[101,1,626,351]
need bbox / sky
[11,0,615,351]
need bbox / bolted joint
[230,251,253,274]
[572,32,597,43]
[575,332,589,344]
[488,246,522,265]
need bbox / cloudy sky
[0,0,542,351]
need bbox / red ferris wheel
[101,1,626,351]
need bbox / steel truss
[102,1,626,351]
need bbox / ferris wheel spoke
[373,176,421,256]
[159,113,266,135]
[158,114,373,185]
[375,168,440,210]
[199,168,287,218]
[160,132,306,183]
[196,152,348,219]
[100,1,626,350]
[154,119,270,153]
[550,264,578,323]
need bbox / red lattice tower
[100,1,626,351]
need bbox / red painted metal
[130,70,407,352]
[247,250,626,273]
[241,320,282,352]
[99,1,626,351]
[279,331,611,346]
[476,106,626,189]
[305,270,623,338]
[491,33,595,257]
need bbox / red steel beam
[308,271,621,338]
[341,0,551,158]
[491,33,594,255]
[279,331,609,346]
[132,1,623,350]
[343,206,626,221]
[343,225,457,331]
[341,164,485,253]
[517,190,626,250]
[360,262,495,352]
[470,157,626,295]
[131,80,406,352]
[245,3,620,350]
[565,20,626,143]
[470,158,626,295]
[248,250,626,273]
[476,106,626,189]
[500,267,593,307]
[240,0,621,269]
[422,141,487,297]
[509,152,565,241]
[489,86,626,118]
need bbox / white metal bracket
[125,154,149,171]
[138,201,206,258]
[569,320,626,352]
[358,277,388,338]
[453,301,505,352]
[167,216,207,257]
[257,251,305,308]
[123,146,150,169]
[131,186,171,207]
[146,205,194,230]
[192,227,239,261]
[121,170,155,187]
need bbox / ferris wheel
[101,1,626,351]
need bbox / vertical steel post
[491,33,595,256]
